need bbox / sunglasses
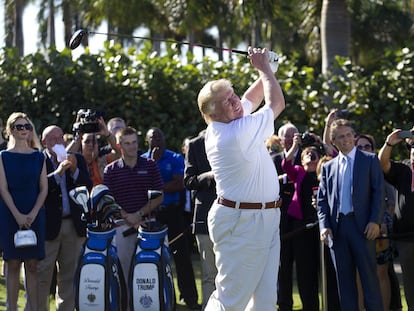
[12,123,33,131]
[357,144,372,151]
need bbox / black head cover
[69,29,88,50]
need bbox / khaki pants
[36,219,84,311]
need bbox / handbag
[14,228,37,248]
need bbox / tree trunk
[320,0,350,74]
[14,0,24,56]
[4,0,14,47]
[48,0,55,47]
[62,0,72,47]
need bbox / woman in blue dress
[0,112,47,311]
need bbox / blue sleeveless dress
[0,150,46,260]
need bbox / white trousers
[205,203,281,311]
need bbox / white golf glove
[268,51,279,73]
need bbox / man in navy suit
[317,119,384,311]
[37,125,92,311]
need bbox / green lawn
[0,255,408,311]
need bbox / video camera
[72,109,105,133]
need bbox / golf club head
[96,194,116,213]
[69,186,90,213]
[100,203,122,223]
[147,190,163,201]
[90,184,110,213]
[69,29,88,50]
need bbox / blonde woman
[0,112,47,311]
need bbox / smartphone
[397,130,413,139]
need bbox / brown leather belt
[217,197,282,209]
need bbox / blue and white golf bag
[74,228,127,311]
[129,221,176,311]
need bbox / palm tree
[4,0,27,56]
[320,0,350,74]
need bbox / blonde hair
[316,155,333,180]
[5,112,41,150]
[197,79,232,123]
[27,117,42,150]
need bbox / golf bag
[129,221,176,311]
[74,228,127,311]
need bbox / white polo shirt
[205,98,279,203]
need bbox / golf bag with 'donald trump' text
[129,221,176,311]
[74,228,127,311]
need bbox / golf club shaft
[83,30,248,55]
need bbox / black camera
[334,109,349,119]
[301,132,317,147]
[72,109,105,133]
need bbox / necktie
[340,156,352,215]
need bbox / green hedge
[0,43,412,156]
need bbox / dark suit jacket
[44,151,93,240]
[318,149,384,235]
[184,134,216,235]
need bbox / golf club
[69,29,249,55]
[122,190,164,237]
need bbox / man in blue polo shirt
[143,127,200,310]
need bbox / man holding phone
[379,128,414,311]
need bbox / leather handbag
[14,228,37,248]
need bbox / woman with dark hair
[282,133,321,311]
[0,112,47,311]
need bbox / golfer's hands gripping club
[247,47,279,73]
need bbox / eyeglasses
[357,144,372,151]
[11,123,33,131]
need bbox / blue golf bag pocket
[130,222,176,311]
[75,228,126,311]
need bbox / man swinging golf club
[197,46,285,310]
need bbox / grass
[0,253,408,310]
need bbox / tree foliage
[0,44,412,156]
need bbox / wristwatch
[137,210,144,217]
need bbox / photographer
[378,128,414,310]
[280,132,321,310]
[67,110,120,186]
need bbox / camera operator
[281,132,321,310]
[67,110,120,186]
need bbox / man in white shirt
[197,47,285,311]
